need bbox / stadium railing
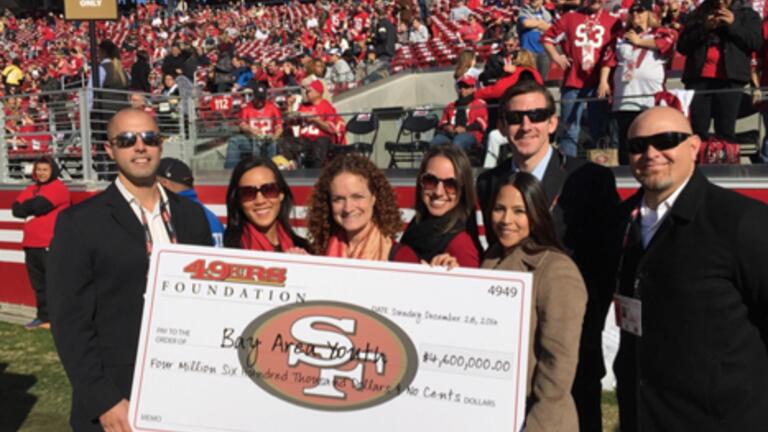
[0,85,764,184]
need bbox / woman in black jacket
[130,50,151,93]
[677,0,762,142]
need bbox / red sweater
[391,242,420,263]
[14,179,71,248]
[399,229,482,267]
[445,231,481,268]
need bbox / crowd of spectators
[3,0,768,169]
[0,0,481,97]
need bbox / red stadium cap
[457,75,477,87]
[307,80,324,95]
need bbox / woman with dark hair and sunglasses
[223,156,308,252]
[399,145,482,268]
[482,172,586,432]
[306,153,419,262]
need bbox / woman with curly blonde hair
[306,154,419,262]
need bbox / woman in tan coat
[481,172,587,432]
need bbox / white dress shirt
[513,145,553,181]
[115,178,171,248]
[639,176,691,248]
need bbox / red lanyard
[549,194,560,212]
[615,206,641,296]
[138,199,177,257]
[626,29,652,69]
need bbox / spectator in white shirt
[329,48,355,84]
[255,25,269,41]
[409,17,431,43]
[450,0,472,22]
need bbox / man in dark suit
[476,80,619,432]
[614,106,768,431]
[48,108,212,431]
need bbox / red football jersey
[331,11,346,29]
[353,12,370,33]
[324,11,346,35]
[297,100,341,140]
[210,95,233,112]
[266,71,285,89]
[542,9,621,88]
[239,102,284,136]
[301,30,317,50]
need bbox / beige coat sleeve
[525,253,588,432]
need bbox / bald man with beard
[613,107,768,431]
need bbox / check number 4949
[488,285,518,298]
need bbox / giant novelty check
[129,244,532,431]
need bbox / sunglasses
[238,183,281,201]
[629,6,647,12]
[420,173,459,194]
[627,132,691,154]
[108,131,163,148]
[503,108,552,125]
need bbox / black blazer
[47,183,212,431]
[614,169,768,431]
[677,0,762,85]
[477,151,620,362]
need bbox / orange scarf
[325,224,393,261]
[241,222,294,252]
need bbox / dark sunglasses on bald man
[503,108,553,125]
[627,132,691,154]
[238,183,281,201]
[420,173,459,195]
[109,131,164,148]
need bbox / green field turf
[0,321,70,431]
